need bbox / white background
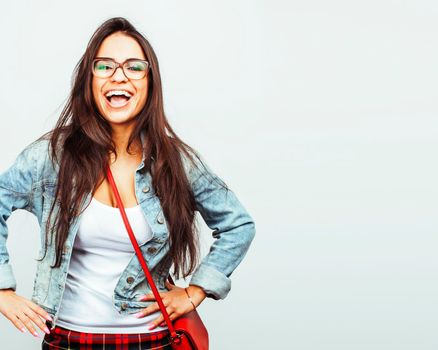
[1,0,437,349]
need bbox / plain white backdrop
[1,1,437,349]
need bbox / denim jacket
[0,132,256,329]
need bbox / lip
[104,94,132,109]
[103,88,135,96]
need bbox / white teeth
[105,90,133,98]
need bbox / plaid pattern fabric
[41,325,173,350]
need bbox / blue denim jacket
[0,132,256,329]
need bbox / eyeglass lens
[93,59,148,79]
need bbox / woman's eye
[96,64,112,71]
[126,62,146,71]
[128,65,143,71]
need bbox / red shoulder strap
[105,164,179,340]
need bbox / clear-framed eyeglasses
[92,57,150,80]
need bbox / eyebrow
[94,57,145,61]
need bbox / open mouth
[104,89,133,108]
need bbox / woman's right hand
[0,288,52,337]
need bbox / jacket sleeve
[186,152,256,300]
[0,145,36,291]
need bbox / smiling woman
[0,16,256,350]
[91,33,149,124]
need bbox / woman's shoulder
[23,136,51,156]
[0,135,56,196]
[178,144,228,193]
[17,134,58,183]
[179,145,213,183]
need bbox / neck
[110,124,143,158]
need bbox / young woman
[0,17,256,349]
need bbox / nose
[111,66,128,82]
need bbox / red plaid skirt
[41,324,173,350]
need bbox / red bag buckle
[170,332,183,344]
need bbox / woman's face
[92,32,148,126]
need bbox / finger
[22,307,50,336]
[25,300,53,322]
[148,314,166,330]
[17,311,41,337]
[5,313,27,334]
[25,307,51,335]
[133,302,160,318]
[151,311,177,330]
[139,292,166,301]
[136,297,174,320]
[138,293,153,301]
[141,298,171,317]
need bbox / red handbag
[106,165,209,350]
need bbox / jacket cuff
[0,264,16,291]
[189,263,231,300]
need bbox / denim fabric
[0,132,256,328]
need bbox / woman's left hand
[133,281,207,330]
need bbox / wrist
[0,289,15,299]
[0,288,14,294]
[187,284,207,305]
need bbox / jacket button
[147,247,157,254]
[126,276,135,284]
[142,186,150,193]
[157,216,164,224]
[121,303,128,310]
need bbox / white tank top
[56,197,169,334]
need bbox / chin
[105,114,137,125]
[100,107,137,124]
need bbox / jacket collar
[140,130,155,162]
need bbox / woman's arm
[140,152,256,329]
[185,152,256,300]
[0,144,36,291]
[0,142,55,337]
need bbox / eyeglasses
[92,57,150,80]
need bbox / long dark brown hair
[37,17,228,280]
